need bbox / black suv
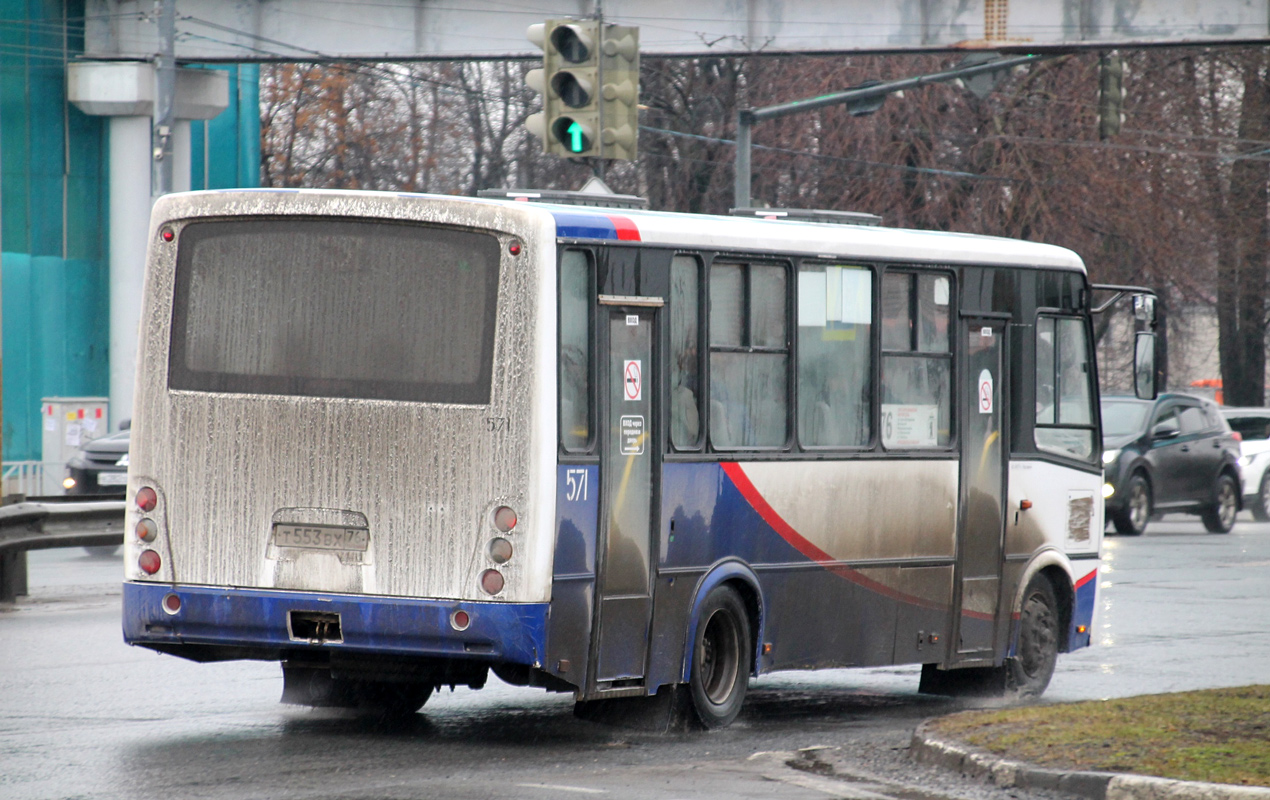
[1101,393,1241,536]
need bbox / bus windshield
[168,218,501,404]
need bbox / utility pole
[152,0,176,199]
[734,54,1049,209]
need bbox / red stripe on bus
[720,462,942,610]
[1074,568,1097,589]
[607,215,641,241]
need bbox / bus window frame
[705,256,795,453]
[794,259,877,453]
[879,267,956,453]
[669,252,706,453]
[1032,308,1100,467]
[558,247,598,457]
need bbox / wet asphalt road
[2,516,1268,800]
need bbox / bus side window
[797,264,872,448]
[670,255,702,450]
[560,249,592,452]
[880,271,952,449]
[709,261,789,449]
[1035,315,1096,461]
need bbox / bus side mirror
[1134,332,1156,400]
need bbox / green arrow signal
[568,121,585,152]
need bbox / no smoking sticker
[978,368,994,414]
[624,360,642,401]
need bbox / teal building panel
[0,2,259,461]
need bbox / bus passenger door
[953,318,1008,662]
[590,304,659,691]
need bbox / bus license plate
[272,524,369,552]
[97,472,128,486]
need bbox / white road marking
[515,783,607,794]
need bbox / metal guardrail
[0,496,126,602]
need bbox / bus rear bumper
[122,582,549,667]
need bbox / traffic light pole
[733,54,1051,209]
[152,0,176,199]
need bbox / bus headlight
[1102,483,1115,498]
[1102,448,1121,465]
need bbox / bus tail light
[138,549,162,575]
[162,593,182,615]
[488,537,513,563]
[136,518,157,542]
[493,506,517,532]
[450,610,471,631]
[480,569,504,595]
[136,486,157,512]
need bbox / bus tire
[1111,474,1150,536]
[688,585,750,729]
[1004,576,1060,698]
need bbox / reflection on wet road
[2,516,1268,799]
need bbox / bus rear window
[169,218,501,404]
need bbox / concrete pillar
[107,116,152,427]
[172,121,192,194]
[67,62,227,428]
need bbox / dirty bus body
[124,189,1125,727]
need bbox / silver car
[1220,407,1270,520]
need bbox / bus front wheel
[688,585,751,729]
[1004,577,1059,697]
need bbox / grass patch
[928,686,1270,787]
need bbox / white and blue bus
[122,189,1154,727]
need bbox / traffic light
[1098,53,1124,139]
[526,19,639,161]
[598,24,639,161]
[526,19,602,158]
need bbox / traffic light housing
[598,24,639,161]
[526,19,639,161]
[527,19,601,158]
[1098,53,1124,139]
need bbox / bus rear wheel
[688,586,750,729]
[1004,577,1059,697]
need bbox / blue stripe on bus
[550,210,620,240]
[122,582,548,666]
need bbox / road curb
[911,718,1270,800]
